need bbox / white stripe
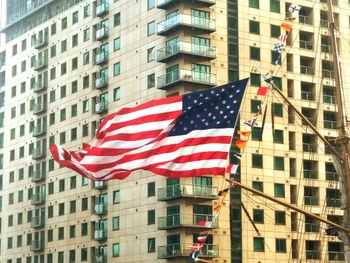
[80,128,233,165]
[156,159,227,171]
[99,101,182,133]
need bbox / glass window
[274,183,285,197]
[147,73,155,89]
[253,209,264,223]
[251,100,261,113]
[82,197,88,211]
[69,225,76,238]
[148,0,155,9]
[252,181,263,192]
[148,210,155,225]
[61,17,67,30]
[250,46,260,60]
[249,20,260,34]
[112,216,120,230]
[274,156,284,170]
[83,28,90,42]
[114,13,121,27]
[60,109,66,121]
[72,11,79,24]
[250,73,260,86]
[61,62,67,75]
[82,124,89,137]
[113,190,120,203]
[273,103,283,116]
[72,34,78,47]
[271,25,281,38]
[72,57,78,70]
[81,248,88,261]
[251,127,262,141]
[61,39,67,52]
[113,87,120,101]
[81,223,88,236]
[249,0,259,8]
[148,238,156,253]
[51,23,56,35]
[273,130,284,143]
[114,37,120,51]
[276,238,286,252]
[254,237,264,252]
[252,154,263,168]
[148,182,155,197]
[147,47,155,62]
[84,5,90,18]
[275,211,286,225]
[113,62,120,76]
[83,99,89,113]
[60,85,66,98]
[59,203,65,216]
[113,243,120,257]
[83,52,89,65]
[148,21,155,36]
[270,0,280,13]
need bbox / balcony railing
[96,50,109,65]
[94,202,108,215]
[321,44,331,53]
[299,15,312,25]
[158,184,218,201]
[93,255,107,263]
[95,101,108,114]
[95,75,108,89]
[94,229,107,241]
[32,147,46,159]
[304,196,319,206]
[323,94,336,104]
[158,243,218,259]
[30,240,44,252]
[33,81,47,93]
[326,198,341,207]
[32,125,46,137]
[303,143,317,153]
[33,59,47,71]
[306,250,321,260]
[299,40,313,50]
[158,213,218,230]
[31,215,45,228]
[320,19,329,28]
[305,223,319,232]
[157,0,215,9]
[34,37,48,49]
[326,172,339,181]
[329,252,345,261]
[96,1,109,16]
[324,120,337,130]
[32,169,45,182]
[157,41,216,62]
[157,14,215,35]
[94,181,108,190]
[322,69,334,79]
[33,102,46,114]
[303,170,318,179]
[157,69,216,90]
[301,91,314,101]
[300,65,314,75]
[96,26,109,40]
[31,192,46,205]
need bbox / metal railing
[32,147,46,159]
[304,196,319,206]
[299,40,313,50]
[32,170,45,182]
[95,76,108,89]
[30,240,44,252]
[303,143,317,153]
[33,125,46,137]
[305,223,320,232]
[96,1,109,16]
[303,169,318,179]
[306,250,321,260]
[34,37,48,49]
[158,243,219,259]
[300,65,314,75]
[158,213,218,229]
[301,91,314,101]
[96,50,109,64]
[95,101,108,114]
[31,215,45,228]
[31,192,46,205]
[94,202,108,214]
[33,59,47,70]
[33,81,47,92]
[33,102,47,114]
[326,172,339,181]
[324,120,337,130]
[299,15,312,25]
[94,229,107,241]
[96,26,109,40]
[329,251,345,261]
[326,198,341,207]
[158,184,218,200]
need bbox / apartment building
[0,0,349,262]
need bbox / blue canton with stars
[169,78,249,136]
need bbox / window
[250,73,260,86]
[81,222,88,236]
[148,209,155,225]
[70,176,77,189]
[276,239,286,253]
[272,50,281,65]
[148,21,155,35]
[113,87,120,101]
[72,34,78,47]
[72,11,78,24]
[83,99,89,113]
[83,5,90,18]
[51,45,56,58]
[49,113,55,125]
[60,85,66,98]
[274,156,284,170]
[113,243,120,257]
[148,0,155,9]
[82,124,89,137]
[251,127,262,141]
[148,238,156,253]
[249,0,259,8]
[61,17,67,30]
[59,203,65,216]
[51,23,56,35]
[58,227,64,240]
[12,44,17,55]
[147,47,155,62]
[113,190,120,203]
[148,182,155,197]
[71,128,77,141]
[83,28,90,42]
[275,211,286,225]
[81,248,88,261]
[271,25,281,38]
[254,237,264,252]
[274,183,285,197]
[270,0,280,13]
[249,20,260,34]
[8,214,13,226]
[47,229,53,242]
[69,250,75,263]
[273,103,283,116]
[114,13,121,27]
[61,62,67,75]
[113,62,120,76]
[50,67,56,80]
[114,37,120,51]
[71,81,78,94]
[61,39,67,52]
[251,100,261,113]
[22,39,27,51]
[147,73,155,89]
[273,130,284,143]
[58,252,64,263]
[60,109,66,121]
[252,154,263,168]
[70,225,76,238]
[21,61,26,72]
[253,209,264,223]
[11,107,16,119]
[82,197,88,211]
[72,57,78,70]
[83,76,89,88]
[48,205,54,218]
[48,182,54,195]
[113,216,120,230]
[250,46,260,60]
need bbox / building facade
[0,0,349,262]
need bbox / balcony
[95,101,108,114]
[157,0,215,9]
[93,255,107,263]
[96,1,109,16]
[326,198,341,207]
[31,192,46,205]
[94,181,108,190]
[157,69,216,90]
[95,75,108,89]
[303,143,317,153]
[326,172,339,181]
[31,215,45,228]
[32,125,46,137]
[157,14,215,36]
[158,243,218,259]
[304,196,319,206]
[33,102,47,115]
[96,50,108,65]
[158,184,218,201]
[300,65,314,75]
[96,26,109,40]
[305,223,320,233]
[329,252,345,261]
[303,170,318,179]
[32,169,45,182]
[157,41,216,63]
[299,40,313,50]
[33,81,47,93]
[30,240,44,252]
[34,37,48,49]
[322,69,334,79]
[32,147,46,159]
[158,213,218,230]
[33,59,47,71]
[94,229,107,241]
[306,250,321,260]
[299,15,312,25]
[94,202,108,215]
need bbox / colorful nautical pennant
[235,139,248,150]
[244,119,257,127]
[280,22,293,32]
[233,153,242,160]
[273,43,284,53]
[278,34,288,43]
[288,4,301,16]
[198,236,207,243]
[238,130,251,139]
[226,164,239,174]
[257,86,269,96]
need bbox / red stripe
[82,136,231,171]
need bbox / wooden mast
[327,0,350,261]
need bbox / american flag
[50,79,248,180]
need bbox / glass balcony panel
[299,40,313,50]
[94,229,107,241]
[305,223,319,232]
[326,172,339,181]
[95,76,108,89]
[329,252,345,261]
[30,240,44,252]
[304,196,319,206]
[33,125,46,137]
[94,255,107,263]
[96,1,109,16]
[32,169,45,182]
[94,202,108,214]
[158,184,218,201]
[157,0,215,9]
[96,26,109,40]
[33,102,47,114]
[326,198,341,207]
[96,50,109,65]
[31,192,46,205]
[158,213,218,229]
[306,250,321,260]
[324,120,337,130]
[34,59,47,71]
[33,81,47,92]
[32,148,46,159]
[31,215,45,228]
[34,37,48,49]
[95,101,108,114]
[158,243,219,259]
[300,65,314,75]
[323,94,336,104]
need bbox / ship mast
[327,0,350,261]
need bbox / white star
[213,116,216,120]
[215,106,219,110]
[208,112,212,116]
[216,93,220,96]
[205,122,209,126]
[223,115,228,119]
[205,96,209,100]
[216,121,221,124]
[199,93,203,97]
[222,100,226,104]
[187,106,192,110]
[233,100,237,104]
[203,108,208,111]
[231,85,235,88]
[226,105,231,109]
[194,99,198,103]
[196,114,200,118]
[236,89,240,93]
[202,119,206,122]
[221,88,225,92]
[229,95,233,98]
[220,111,224,114]
[211,90,215,94]
[190,120,194,124]
[230,110,234,114]
[183,127,187,131]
